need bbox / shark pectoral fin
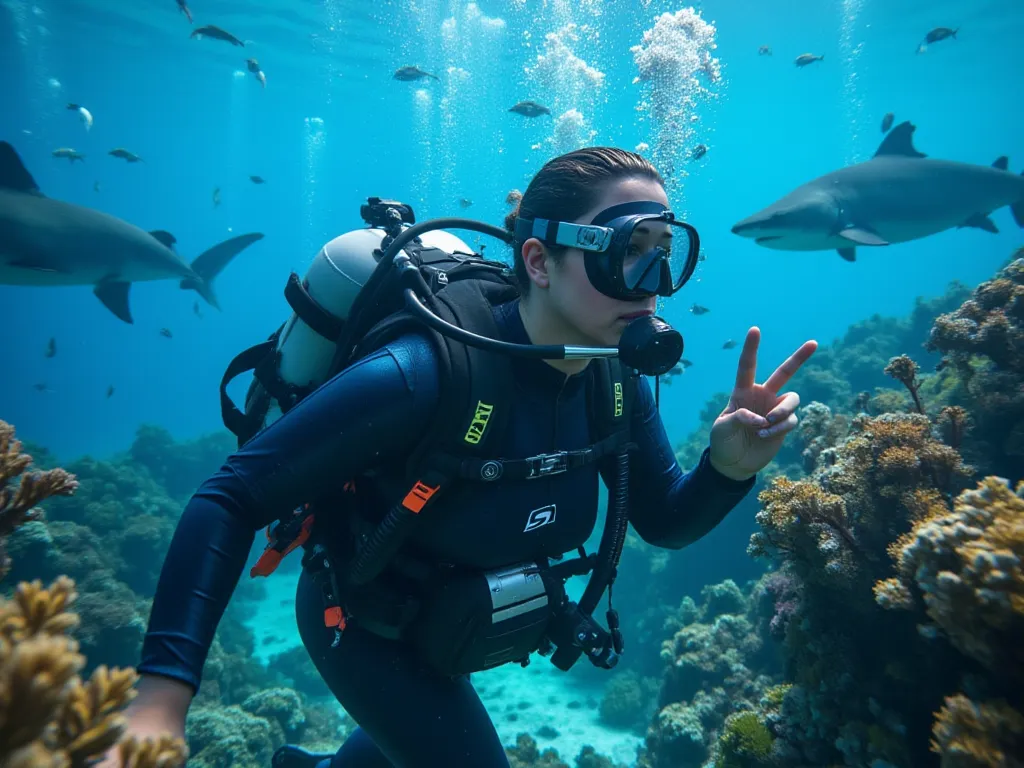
[93,280,134,324]
[992,156,1009,171]
[873,121,927,159]
[837,248,856,262]
[149,230,177,250]
[0,141,44,195]
[959,213,999,234]
[838,227,889,246]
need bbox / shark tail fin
[180,232,264,309]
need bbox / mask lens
[621,220,698,296]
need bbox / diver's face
[550,176,668,347]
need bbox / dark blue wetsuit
[138,298,755,768]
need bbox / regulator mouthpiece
[618,316,683,377]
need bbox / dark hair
[504,146,664,295]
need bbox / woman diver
[100,147,816,768]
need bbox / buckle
[526,451,568,479]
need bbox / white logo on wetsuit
[524,504,556,532]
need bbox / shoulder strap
[587,357,635,443]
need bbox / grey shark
[731,121,1024,261]
[0,141,264,323]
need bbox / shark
[731,121,1024,261]
[0,141,264,323]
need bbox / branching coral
[0,421,78,580]
[0,576,188,768]
[930,694,1024,768]
[885,354,926,415]
[749,478,862,587]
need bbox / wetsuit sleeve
[136,333,441,694]
[612,375,756,549]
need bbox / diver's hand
[709,327,817,481]
[93,675,191,768]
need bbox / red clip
[324,605,347,630]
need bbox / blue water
[2,0,1022,463]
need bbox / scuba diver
[98,147,816,768]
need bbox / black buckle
[526,451,568,478]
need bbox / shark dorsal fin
[993,156,1009,170]
[149,230,177,249]
[0,142,43,196]
[873,121,927,159]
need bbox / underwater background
[1,0,1022,767]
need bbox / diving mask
[514,200,701,302]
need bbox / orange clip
[401,480,440,514]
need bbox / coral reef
[635,580,780,768]
[504,733,628,768]
[877,476,1024,684]
[0,420,78,581]
[922,254,1024,480]
[0,575,188,768]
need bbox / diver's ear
[521,237,553,290]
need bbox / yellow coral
[876,476,1024,684]
[931,694,1024,767]
[0,576,189,768]
[0,420,79,581]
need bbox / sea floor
[243,570,644,766]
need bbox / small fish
[881,112,895,133]
[44,337,56,358]
[509,100,551,118]
[109,148,143,163]
[691,144,707,161]
[660,359,694,384]
[722,339,737,350]
[66,103,93,131]
[159,327,173,338]
[193,300,203,318]
[250,175,266,184]
[176,0,193,24]
[52,147,85,163]
[795,53,824,67]
[212,187,221,207]
[924,26,958,45]
[690,304,710,315]
[758,45,772,56]
[246,58,266,88]
[190,24,245,46]
[459,198,473,209]
[33,383,53,393]
[93,181,101,192]
[106,384,115,398]
[393,65,439,82]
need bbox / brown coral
[876,476,1024,685]
[884,354,925,414]
[0,576,189,768]
[925,256,1024,374]
[931,694,1024,768]
[0,420,79,580]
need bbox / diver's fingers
[763,340,818,394]
[731,408,769,430]
[765,392,800,425]
[733,327,761,390]
[758,412,798,439]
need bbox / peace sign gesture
[709,327,818,481]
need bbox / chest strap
[426,431,634,483]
